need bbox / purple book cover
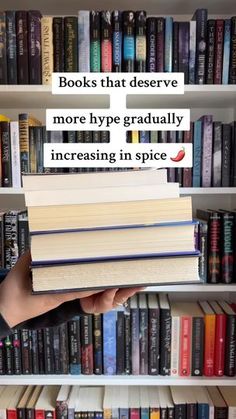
[147,17,156,72]
[131,295,139,375]
[178,22,189,83]
[201,115,213,187]
[156,17,164,72]
[103,310,117,375]
[16,11,29,84]
[28,10,42,84]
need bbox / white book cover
[170,315,180,376]
[78,11,90,72]
[10,121,21,188]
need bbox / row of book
[1,294,236,377]
[0,385,235,419]
[1,113,236,188]
[0,10,236,85]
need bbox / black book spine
[168,408,175,419]
[18,212,29,256]
[173,22,179,72]
[0,214,4,268]
[146,17,156,72]
[206,19,215,84]
[112,11,122,72]
[160,306,171,376]
[198,220,208,282]
[231,122,236,186]
[215,407,228,419]
[16,11,29,84]
[139,305,148,375]
[68,316,81,375]
[28,10,42,84]
[37,329,45,374]
[93,313,103,375]
[64,16,78,72]
[53,17,64,72]
[221,212,234,284]
[224,314,236,376]
[6,11,17,84]
[161,408,168,419]
[193,9,207,84]
[135,11,146,72]
[156,17,165,72]
[31,329,39,374]
[93,131,101,143]
[123,11,135,72]
[148,307,160,375]
[1,121,12,187]
[4,211,19,269]
[191,317,204,376]
[229,16,236,84]
[116,310,125,375]
[222,124,232,187]
[4,211,12,269]
[187,404,196,419]
[59,322,69,374]
[81,314,94,374]
[124,307,131,374]
[178,22,189,83]
[100,131,110,143]
[12,328,22,374]
[0,338,5,374]
[90,11,101,73]
[174,404,186,419]
[0,12,7,84]
[4,335,13,374]
[53,326,60,374]
[21,329,32,374]
[43,327,55,374]
[213,122,222,187]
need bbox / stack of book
[22,170,200,293]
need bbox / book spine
[160,306,171,376]
[193,9,207,84]
[4,335,13,374]
[131,306,140,375]
[183,124,193,187]
[68,316,81,374]
[178,22,189,83]
[173,22,179,73]
[19,114,30,174]
[64,17,78,72]
[59,322,69,374]
[12,328,22,374]
[0,338,5,374]
[208,212,221,284]
[139,305,148,375]
[176,131,183,186]
[116,309,125,375]
[165,17,173,72]
[35,126,43,173]
[221,212,234,284]
[52,326,60,373]
[231,122,236,186]
[0,12,7,84]
[147,17,156,72]
[41,16,53,85]
[123,11,135,72]
[214,20,224,84]
[43,327,54,374]
[204,314,216,376]
[28,10,42,84]
[124,307,131,374]
[56,401,68,419]
[18,212,29,256]
[103,310,117,375]
[21,329,32,374]
[222,124,232,187]
[222,19,231,84]
[53,17,64,72]
[193,120,202,187]
[212,122,222,187]
[206,19,215,84]
[156,18,164,72]
[93,313,103,374]
[4,211,12,269]
[229,16,236,84]
[197,404,209,419]
[170,315,180,376]
[90,11,101,72]
[37,329,45,374]
[174,404,186,419]
[148,306,160,375]
[78,11,90,72]
[16,11,29,84]
[198,219,208,278]
[0,214,4,268]
[201,115,213,187]
[224,314,236,376]
[179,316,192,376]
[101,11,112,73]
[5,211,19,268]
[31,329,39,374]
[167,132,176,183]
[6,11,17,84]
[1,121,12,187]
[10,121,21,189]
[135,11,146,72]
[139,131,150,143]
[186,404,196,419]
[112,11,122,72]
[81,314,93,374]
[191,317,204,376]
[214,313,226,376]
[189,21,196,84]
[29,126,36,173]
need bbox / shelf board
[0,85,236,109]
[1,375,236,385]
[145,284,236,292]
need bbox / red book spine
[214,19,224,84]
[35,410,45,419]
[101,11,112,72]
[179,315,192,376]
[7,410,17,419]
[130,409,140,419]
[214,313,226,376]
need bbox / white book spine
[229,408,236,419]
[10,121,21,188]
[0,409,7,419]
[78,11,90,72]
[170,315,180,376]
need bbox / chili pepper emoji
[170,147,185,162]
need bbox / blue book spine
[141,408,149,419]
[193,120,202,187]
[131,306,140,374]
[197,403,209,419]
[139,131,150,143]
[112,11,122,72]
[120,409,129,419]
[222,19,231,84]
[103,310,117,375]
[189,21,196,84]
[165,17,173,72]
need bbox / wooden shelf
[145,284,236,292]
[1,375,236,386]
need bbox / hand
[0,251,143,328]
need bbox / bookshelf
[1,0,236,388]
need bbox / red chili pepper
[170,147,185,162]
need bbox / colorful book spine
[41,16,53,85]
[78,11,90,72]
[135,11,146,72]
[224,311,236,376]
[93,313,103,375]
[123,11,135,72]
[156,18,164,72]
[139,131,150,143]
[222,19,231,84]
[0,338,5,374]
[160,303,171,376]
[208,212,221,284]
[81,314,93,374]
[64,17,78,72]
[206,19,215,84]
[220,212,234,284]
[192,120,202,187]
[214,19,224,84]
[4,335,13,374]
[28,10,42,84]
[103,310,117,375]
[0,12,7,84]
[179,315,192,376]
[203,312,216,376]
[212,122,222,187]
[53,17,64,72]
[90,11,101,72]
[189,20,196,84]
[201,115,213,187]
[165,17,173,72]
[229,16,236,84]
[214,310,226,376]
[192,9,207,84]
[101,11,112,73]
[6,11,17,84]
[131,131,139,143]
[178,22,189,83]
[147,17,156,72]
[16,11,29,84]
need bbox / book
[212,122,222,187]
[222,19,231,84]
[148,294,160,375]
[123,11,135,72]
[200,115,213,187]
[178,22,189,83]
[90,11,101,72]
[219,300,236,377]
[165,17,173,72]
[222,124,232,187]
[130,295,139,375]
[135,11,146,72]
[206,19,215,84]
[229,16,236,84]
[210,301,226,376]
[64,17,78,72]
[199,301,216,377]
[0,13,7,84]
[192,9,208,84]
[53,17,64,72]
[189,21,196,84]
[214,20,224,84]
[207,387,228,419]
[159,294,171,376]
[16,11,29,84]
[28,11,42,84]
[103,310,117,375]
[41,16,53,85]
[78,11,90,72]
[146,17,156,72]
[6,11,17,84]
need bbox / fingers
[52,289,103,305]
[80,288,119,314]
[113,287,144,307]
